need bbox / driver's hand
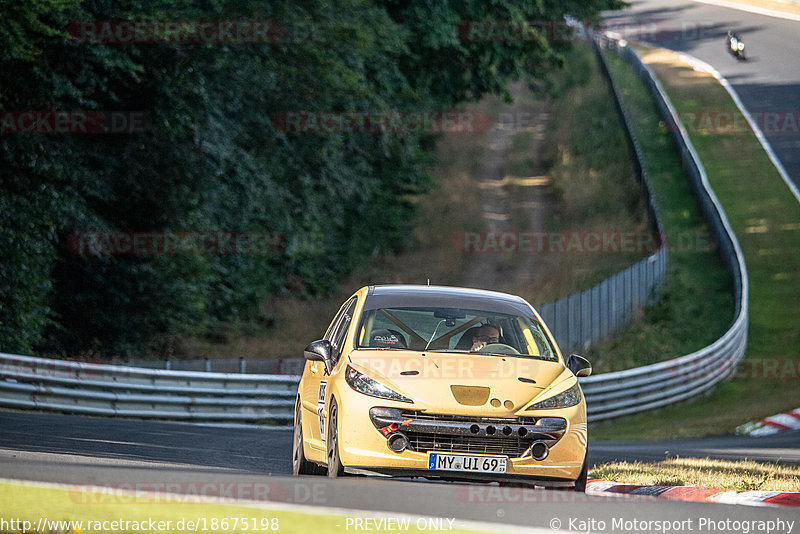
[471,341,487,351]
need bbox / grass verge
[582,50,733,374]
[526,44,651,303]
[591,458,800,492]
[591,46,800,439]
[0,480,493,534]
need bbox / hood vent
[450,385,490,406]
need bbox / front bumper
[334,393,587,482]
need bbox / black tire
[573,454,588,492]
[293,397,323,475]
[327,399,345,477]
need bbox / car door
[305,296,357,450]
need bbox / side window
[325,297,357,364]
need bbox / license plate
[427,452,507,473]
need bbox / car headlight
[526,382,582,410]
[345,366,412,403]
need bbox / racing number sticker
[317,381,327,442]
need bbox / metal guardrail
[537,233,666,355]
[581,33,749,421]
[0,352,298,423]
[120,356,306,375]
[0,35,748,425]
[538,35,670,353]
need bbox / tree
[0,0,623,357]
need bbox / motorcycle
[726,31,747,61]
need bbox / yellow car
[292,285,592,491]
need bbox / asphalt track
[1,411,798,533]
[603,0,800,190]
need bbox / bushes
[0,0,621,357]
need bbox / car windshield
[355,306,557,361]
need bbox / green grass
[582,51,733,375]
[545,48,646,239]
[647,53,800,359]
[591,46,800,440]
[0,480,495,534]
[591,458,800,492]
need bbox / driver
[470,324,500,352]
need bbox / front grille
[405,431,533,457]
[398,410,554,457]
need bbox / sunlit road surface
[604,0,800,189]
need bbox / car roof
[364,285,534,316]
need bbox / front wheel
[573,455,588,492]
[327,399,345,477]
[293,397,324,475]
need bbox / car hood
[346,349,571,416]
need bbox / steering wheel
[476,343,520,355]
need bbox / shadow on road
[0,410,293,474]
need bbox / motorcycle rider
[726,30,746,60]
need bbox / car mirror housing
[567,354,592,377]
[304,339,333,374]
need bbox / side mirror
[567,354,592,377]
[304,339,333,374]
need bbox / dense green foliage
[0,0,622,357]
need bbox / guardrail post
[205,358,211,373]
[239,357,246,374]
